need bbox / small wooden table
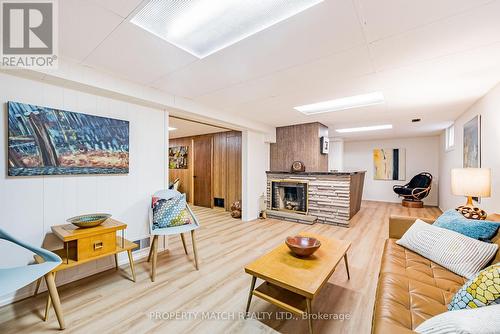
[244,233,351,334]
[34,218,138,329]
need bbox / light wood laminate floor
[0,201,441,334]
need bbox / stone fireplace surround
[270,180,308,213]
[266,171,366,227]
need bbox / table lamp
[451,168,491,220]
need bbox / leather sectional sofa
[372,215,500,333]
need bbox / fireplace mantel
[266,171,365,176]
[266,171,366,227]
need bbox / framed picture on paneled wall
[373,148,406,180]
[7,101,129,176]
[169,146,188,169]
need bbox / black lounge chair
[393,172,433,208]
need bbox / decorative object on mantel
[452,168,491,220]
[8,101,129,176]
[320,136,329,154]
[285,236,321,257]
[231,201,242,218]
[393,172,433,208]
[373,148,406,180]
[66,213,112,228]
[291,160,305,173]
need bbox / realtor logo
[1,0,58,68]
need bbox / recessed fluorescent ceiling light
[294,92,385,115]
[130,0,324,58]
[168,127,177,131]
[336,124,393,133]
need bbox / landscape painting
[463,115,481,168]
[373,148,406,180]
[169,146,188,169]
[8,101,129,176]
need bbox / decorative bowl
[67,213,111,228]
[285,236,321,257]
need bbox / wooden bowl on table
[285,236,321,257]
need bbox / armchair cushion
[393,186,413,196]
[393,172,432,201]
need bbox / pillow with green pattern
[169,209,191,227]
[448,263,500,310]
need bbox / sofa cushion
[373,272,456,332]
[433,210,500,241]
[448,262,500,310]
[372,240,467,334]
[381,239,467,292]
[415,304,500,334]
[396,219,498,279]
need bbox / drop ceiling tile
[223,73,383,121]
[369,1,500,71]
[150,0,365,98]
[83,22,197,85]
[87,0,143,18]
[356,0,493,42]
[60,0,124,62]
[195,45,374,110]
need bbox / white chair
[147,189,200,282]
[169,178,180,191]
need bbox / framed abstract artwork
[373,148,406,180]
[7,101,129,176]
[463,115,481,168]
[169,146,188,169]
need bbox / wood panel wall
[212,132,227,199]
[270,122,329,172]
[169,131,241,211]
[225,132,242,210]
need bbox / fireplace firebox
[271,180,308,214]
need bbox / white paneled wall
[439,82,500,213]
[242,130,270,221]
[0,73,168,304]
[343,136,440,206]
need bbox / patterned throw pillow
[415,304,500,334]
[152,194,190,230]
[433,210,500,241]
[448,263,500,310]
[396,220,498,279]
[169,208,191,227]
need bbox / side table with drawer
[33,218,138,328]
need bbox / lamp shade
[451,168,491,197]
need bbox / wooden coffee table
[244,233,351,334]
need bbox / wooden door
[193,136,212,208]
